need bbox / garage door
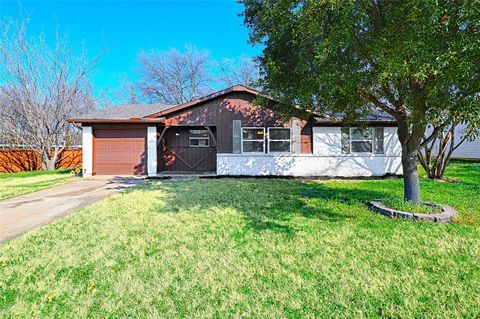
[94,128,147,175]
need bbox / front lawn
[0,170,72,200]
[1,163,479,318]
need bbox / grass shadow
[140,178,393,236]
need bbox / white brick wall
[217,126,403,177]
[81,126,93,177]
[147,126,157,176]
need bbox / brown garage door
[94,128,147,175]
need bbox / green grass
[380,197,443,214]
[0,170,72,200]
[0,163,479,318]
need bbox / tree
[128,85,138,104]
[137,45,214,104]
[241,0,480,203]
[419,119,479,179]
[218,56,260,88]
[0,18,100,170]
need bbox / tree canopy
[242,0,480,203]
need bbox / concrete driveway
[0,177,144,243]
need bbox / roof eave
[313,119,397,125]
[66,118,166,124]
[144,84,276,119]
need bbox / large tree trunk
[396,115,423,204]
[41,147,59,171]
[402,148,421,204]
[42,157,57,171]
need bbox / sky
[0,0,262,98]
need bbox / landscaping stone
[370,200,458,223]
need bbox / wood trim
[157,126,169,146]
[67,118,165,124]
[204,126,217,147]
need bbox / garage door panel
[122,142,136,151]
[94,128,147,175]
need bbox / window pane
[351,128,372,140]
[243,141,264,152]
[351,141,372,152]
[190,138,209,147]
[242,128,264,140]
[269,141,290,152]
[190,130,209,138]
[269,128,290,140]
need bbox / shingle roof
[313,111,395,123]
[76,103,174,120]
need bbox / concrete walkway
[0,177,144,243]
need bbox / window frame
[189,129,210,148]
[241,127,266,153]
[349,127,374,154]
[267,127,291,154]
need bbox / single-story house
[67,85,403,177]
[425,123,480,160]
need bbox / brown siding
[159,126,216,172]
[164,92,312,154]
[300,118,313,153]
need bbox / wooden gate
[158,126,216,172]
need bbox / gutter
[66,117,166,124]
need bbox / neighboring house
[67,85,403,177]
[425,123,480,160]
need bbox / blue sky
[0,0,262,95]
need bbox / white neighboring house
[68,85,404,177]
[423,123,480,159]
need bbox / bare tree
[137,45,214,104]
[0,17,100,170]
[128,85,138,104]
[218,56,260,88]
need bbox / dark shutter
[341,127,350,154]
[374,127,384,154]
[232,120,242,154]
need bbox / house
[67,85,403,177]
[426,123,480,160]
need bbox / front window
[189,129,209,147]
[350,128,373,153]
[268,128,291,153]
[242,128,265,153]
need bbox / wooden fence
[0,148,82,173]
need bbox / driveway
[0,177,144,242]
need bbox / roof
[313,111,396,124]
[67,85,263,123]
[144,84,267,118]
[75,103,173,120]
[67,85,397,125]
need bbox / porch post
[147,126,157,176]
[82,126,93,177]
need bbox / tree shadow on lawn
[142,179,393,237]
